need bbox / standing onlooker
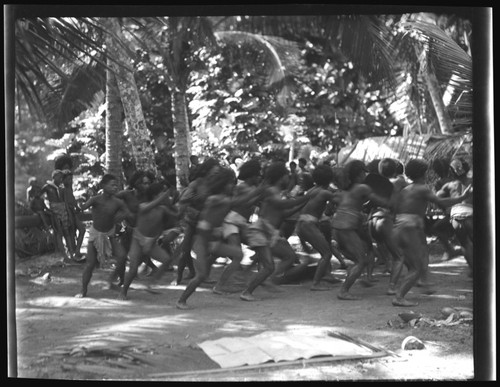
[26,177,39,204]
[436,158,473,276]
[40,170,73,261]
[27,181,52,230]
[188,155,200,182]
[61,170,86,261]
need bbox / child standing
[75,174,133,298]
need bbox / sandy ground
[12,236,476,381]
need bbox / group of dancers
[70,154,473,309]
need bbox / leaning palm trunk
[105,18,157,174]
[171,89,191,189]
[425,71,453,134]
[105,63,125,187]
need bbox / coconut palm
[230,13,473,135]
[13,16,158,184]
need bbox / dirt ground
[12,235,475,381]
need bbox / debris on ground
[388,307,473,329]
[38,342,155,376]
[401,336,425,350]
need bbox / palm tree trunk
[105,64,124,188]
[425,70,453,135]
[105,18,157,174]
[171,89,191,189]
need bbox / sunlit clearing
[284,324,402,341]
[29,276,80,286]
[219,320,268,333]
[26,296,135,309]
[67,314,197,346]
[421,294,466,300]
[455,288,473,293]
[430,258,468,268]
[428,270,462,276]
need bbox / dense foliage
[13,12,473,200]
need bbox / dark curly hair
[146,182,165,201]
[366,159,381,175]
[238,159,261,180]
[206,167,236,195]
[378,158,397,178]
[129,171,146,189]
[344,160,367,187]
[312,164,334,187]
[194,158,220,179]
[264,161,289,185]
[405,159,428,181]
[100,173,117,188]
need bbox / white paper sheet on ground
[198,331,375,368]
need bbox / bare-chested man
[332,160,390,301]
[296,164,343,291]
[118,182,178,300]
[109,171,156,287]
[213,159,263,294]
[392,159,472,307]
[176,167,266,309]
[75,174,133,298]
[367,158,408,295]
[241,161,317,302]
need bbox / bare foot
[419,287,436,295]
[387,285,397,295]
[359,279,375,288]
[310,284,332,291]
[176,301,191,310]
[322,275,342,284]
[240,292,260,302]
[416,281,435,287]
[63,258,78,266]
[392,298,419,307]
[74,293,86,298]
[337,292,361,300]
[73,254,86,263]
[261,281,284,293]
[108,283,121,291]
[144,286,162,294]
[117,293,128,300]
[212,286,230,295]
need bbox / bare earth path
[13,238,474,381]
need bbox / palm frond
[215,30,301,106]
[43,61,106,129]
[397,20,473,128]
